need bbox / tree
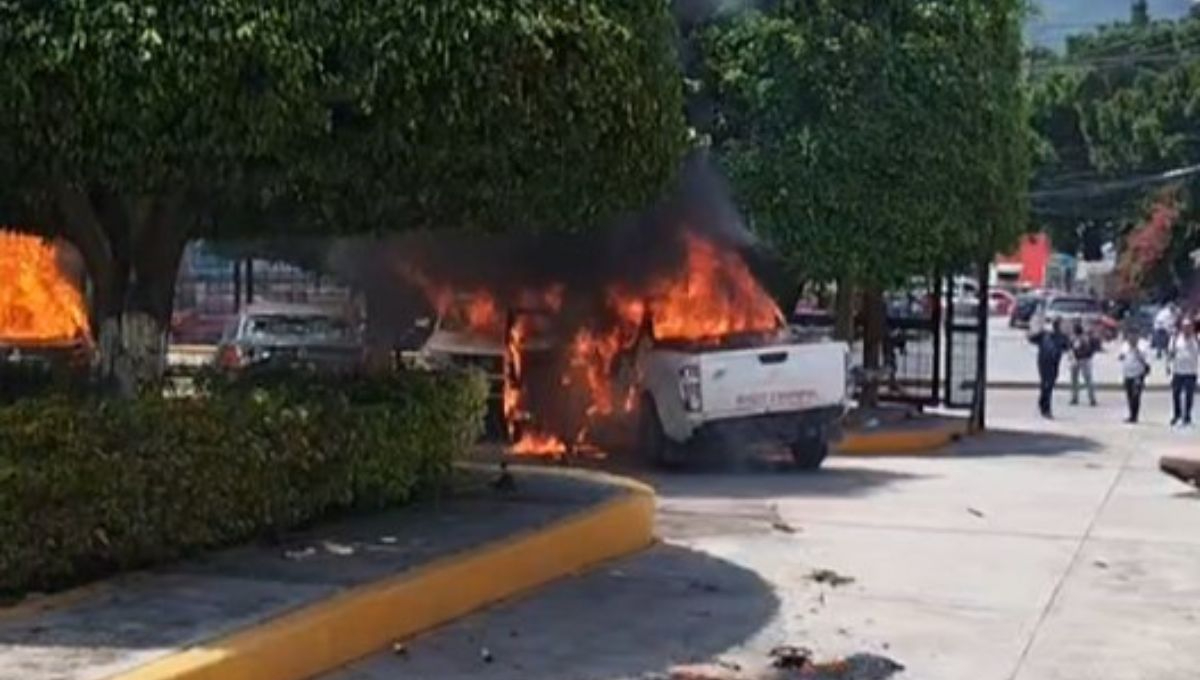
[697,0,1029,402]
[1028,13,1200,294]
[0,1,687,395]
[699,0,1028,289]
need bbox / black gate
[942,288,983,410]
[873,276,984,412]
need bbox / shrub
[0,370,487,595]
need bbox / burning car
[404,294,506,392]
[0,231,92,381]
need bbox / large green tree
[698,0,1029,294]
[1029,12,1200,296]
[0,1,687,394]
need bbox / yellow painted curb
[836,421,967,456]
[111,466,655,680]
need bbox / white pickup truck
[510,311,851,469]
[628,325,850,469]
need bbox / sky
[1027,0,1193,48]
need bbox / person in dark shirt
[1029,316,1070,418]
[1068,319,1100,407]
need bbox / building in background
[993,233,1051,291]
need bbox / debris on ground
[772,520,799,534]
[664,651,903,680]
[322,541,355,557]
[378,535,399,545]
[805,653,905,680]
[391,641,408,657]
[491,461,517,493]
[770,645,813,669]
[1093,559,1109,569]
[808,568,855,587]
[688,580,722,594]
[283,546,317,561]
[480,647,494,664]
[967,507,985,518]
[667,663,742,680]
[667,659,744,680]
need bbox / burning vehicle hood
[423,329,505,357]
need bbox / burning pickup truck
[500,235,850,468]
[507,307,849,468]
[398,231,850,468]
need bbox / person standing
[1029,316,1069,418]
[1068,319,1099,407]
[1119,328,1151,424]
[1168,316,1198,427]
[1153,303,1178,359]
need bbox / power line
[1030,161,1200,201]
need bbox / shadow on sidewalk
[646,464,928,501]
[328,544,779,680]
[950,428,1102,458]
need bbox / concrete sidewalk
[325,390,1200,680]
[0,466,653,680]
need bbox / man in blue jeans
[1168,317,1198,427]
[1029,316,1069,418]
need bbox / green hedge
[0,370,487,595]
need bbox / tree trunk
[860,287,885,408]
[833,277,855,342]
[55,184,189,398]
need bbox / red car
[988,290,1016,316]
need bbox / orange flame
[504,313,569,456]
[558,233,781,427]
[0,231,90,344]
[609,233,780,341]
[407,232,781,456]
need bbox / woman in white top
[1119,328,1151,424]
[1168,317,1199,427]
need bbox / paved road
[987,319,1171,390]
[328,390,1200,680]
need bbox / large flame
[408,232,782,457]
[0,231,90,344]
[611,234,781,341]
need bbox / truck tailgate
[698,342,846,419]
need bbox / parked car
[1009,294,1042,328]
[1120,303,1161,337]
[171,309,233,345]
[1031,295,1111,339]
[988,289,1016,317]
[214,302,363,374]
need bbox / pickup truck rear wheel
[790,434,830,471]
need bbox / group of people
[1030,304,1198,426]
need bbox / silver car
[1033,295,1107,338]
[215,302,363,374]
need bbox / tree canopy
[697,0,1029,287]
[1029,11,1200,296]
[0,1,687,236]
[0,0,687,391]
